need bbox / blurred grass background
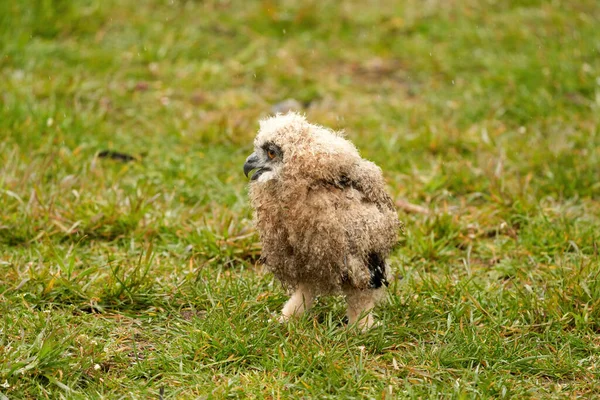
[1,0,599,398]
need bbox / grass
[1,0,599,398]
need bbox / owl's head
[243,112,360,184]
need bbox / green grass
[1,0,600,398]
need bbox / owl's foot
[279,284,315,322]
[344,286,384,331]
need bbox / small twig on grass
[395,199,430,215]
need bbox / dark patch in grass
[97,150,139,162]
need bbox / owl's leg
[343,286,383,330]
[279,283,315,322]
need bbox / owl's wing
[328,159,396,211]
[317,159,400,289]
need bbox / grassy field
[1,0,599,398]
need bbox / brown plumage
[243,112,401,329]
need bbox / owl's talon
[277,314,289,323]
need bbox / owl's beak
[244,152,268,181]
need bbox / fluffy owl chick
[244,112,401,329]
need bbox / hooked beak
[243,152,269,181]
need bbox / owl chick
[244,112,401,329]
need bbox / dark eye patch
[261,142,283,159]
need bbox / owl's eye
[267,149,276,159]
